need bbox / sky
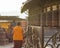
[0,0,27,19]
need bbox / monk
[13,22,24,48]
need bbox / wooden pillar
[38,10,41,26]
[40,8,44,48]
[57,4,59,27]
[42,8,46,26]
[59,4,60,26]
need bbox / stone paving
[0,43,14,48]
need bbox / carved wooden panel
[46,11,52,26]
[28,15,40,26]
[52,10,59,27]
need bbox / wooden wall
[28,4,60,27]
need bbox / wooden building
[21,0,60,48]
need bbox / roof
[0,16,22,20]
[21,0,40,13]
[21,0,60,13]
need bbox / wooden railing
[23,26,60,48]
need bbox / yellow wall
[0,22,11,28]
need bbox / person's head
[17,22,21,26]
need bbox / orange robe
[13,26,23,40]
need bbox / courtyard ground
[0,43,14,48]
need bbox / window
[47,7,51,12]
[52,5,57,11]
